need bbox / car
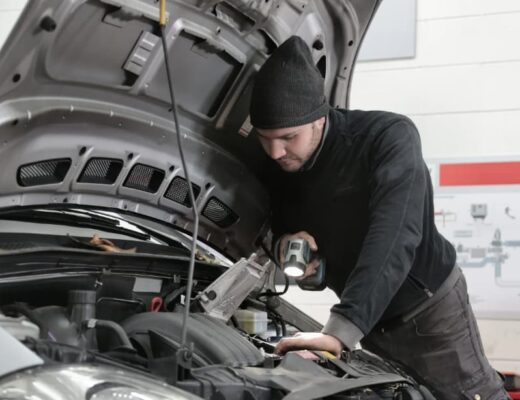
[0,0,437,399]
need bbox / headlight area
[0,364,201,400]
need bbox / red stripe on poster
[440,162,520,186]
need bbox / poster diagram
[431,160,520,319]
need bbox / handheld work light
[282,239,311,277]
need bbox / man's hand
[279,231,320,278]
[279,230,317,260]
[296,257,321,280]
[274,332,343,357]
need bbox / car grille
[164,176,200,207]
[123,164,165,193]
[17,158,71,186]
[78,158,123,184]
[202,197,239,228]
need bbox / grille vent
[202,197,239,228]
[123,164,165,193]
[164,177,200,207]
[17,158,71,187]
[78,158,123,184]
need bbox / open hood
[0,0,381,258]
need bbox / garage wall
[0,0,27,46]
[351,0,520,159]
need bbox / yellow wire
[159,0,167,26]
[320,351,337,360]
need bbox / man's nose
[268,140,286,160]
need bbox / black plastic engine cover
[122,312,264,367]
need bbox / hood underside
[0,0,381,258]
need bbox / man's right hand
[278,231,319,278]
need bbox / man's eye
[285,135,296,141]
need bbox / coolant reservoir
[0,313,40,341]
[234,309,269,335]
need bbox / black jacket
[267,109,456,336]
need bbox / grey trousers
[361,268,509,400]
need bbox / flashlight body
[283,239,326,290]
[283,239,310,277]
[297,259,326,291]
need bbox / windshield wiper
[0,208,151,241]
[73,209,189,251]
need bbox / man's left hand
[295,258,321,280]
[274,332,343,357]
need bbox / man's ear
[315,116,326,129]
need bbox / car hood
[0,0,381,259]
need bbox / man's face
[256,117,325,172]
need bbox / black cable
[260,242,280,269]
[256,242,289,298]
[229,315,239,328]
[82,319,133,350]
[160,25,199,349]
[164,285,187,311]
[270,312,281,336]
[268,307,287,337]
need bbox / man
[250,36,508,399]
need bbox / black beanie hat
[250,36,329,129]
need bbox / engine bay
[0,267,435,400]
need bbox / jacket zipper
[408,274,433,298]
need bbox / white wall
[0,1,27,46]
[351,0,520,159]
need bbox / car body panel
[0,0,381,258]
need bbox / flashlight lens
[284,266,304,277]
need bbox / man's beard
[276,157,303,172]
[276,124,322,172]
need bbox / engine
[0,276,435,400]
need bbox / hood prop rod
[159,0,197,380]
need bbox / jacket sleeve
[322,118,427,345]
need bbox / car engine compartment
[0,267,436,400]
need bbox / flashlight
[282,238,327,290]
[282,239,310,277]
